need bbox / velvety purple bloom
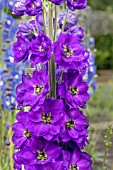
[68,26,84,39]
[53,32,89,70]
[14,138,62,167]
[58,71,90,108]
[49,0,64,5]
[63,147,92,170]
[12,111,35,149]
[13,0,26,16]
[25,0,42,16]
[60,108,89,149]
[29,98,64,140]
[16,70,50,111]
[16,74,29,107]
[58,11,78,31]
[67,0,87,11]
[13,0,42,16]
[30,32,52,64]
[12,36,30,62]
[17,21,37,41]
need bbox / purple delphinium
[30,32,52,64]
[53,32,89,70]
[12,0,93,169]
[25,0,42,16]
[68,26,84,39]
[13,0,26,16]
[67,0,87,11]
[29,98,64,140]
[60,108,89,149]
[58,11,78,31]
[63,147,92,170]
[13,138,62,168]
[16,70,50,111]
[13,0,42,16]
[12,111,35,149]
[17,21,37,41]
[49,0,64,5]
[12,36,30,62]
[58,71,90,108]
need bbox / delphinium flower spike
[12,0,93,169]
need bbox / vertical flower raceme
[12,0,92,169]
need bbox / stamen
[63,45,73,58]
[69,86,78,95]
[37,151,48,160]
[42,112,52,123]
[70,164,79,170]
[24,129,32,138]
[66,120,75,129]
[34,85,43,94]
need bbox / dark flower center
[69,86,78,95]
[63,45,73,58]
[34,85,43,94]
[37,150,48,160]
[24,129,32,138]
[42,112,52,123]
[66,119,75,129]
[70,164,79,170]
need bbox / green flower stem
[102,151,107,170]
[42,0,47,34]
[48,2,56,98]
[53,5,58,41]
[62,6,68,32]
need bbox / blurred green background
[88,0,113,70]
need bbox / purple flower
[53,32,89,70]
[13,0,26,16]
[60,108,89,149]
[58,11,78,31]
[58,71,90,108]
[29,98,64,140]
[13,138,62,167]
[30,32,52,64]
[12,111,35,149]
[17,21,37,41]
[66,0,87,11]
[12,36,30,62]
[49,0,64,5]
[13,0,42,16]
[25,0,42,16]
[63,147,92,170]
[68,26,84,39]
[16,70,50,111]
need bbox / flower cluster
[12,0,92,169]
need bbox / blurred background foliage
[88,0,113,12]
[87,0,113,70]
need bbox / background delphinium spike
[12,0,93,169]
[80,6,97,96]
[0,0,29,169]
